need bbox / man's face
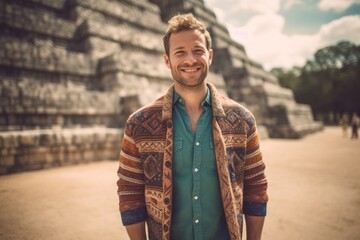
[164,29,213,89]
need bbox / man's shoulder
[219,95,253,115]
[128,95,165,120]
[217,95,257,126]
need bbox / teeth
[183,68,198,72]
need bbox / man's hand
[245,215,265,240]
[125,221,147,240]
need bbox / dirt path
[261,127,360,240]
[0,127,359,240]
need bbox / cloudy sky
[204,0,360,70]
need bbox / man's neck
[174,82,208,133]
[174,82,207,112]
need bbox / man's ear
[208,49,214,65]
[163,53,170,68]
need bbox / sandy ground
[0,127,359,240]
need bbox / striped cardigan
[117,83,268,240]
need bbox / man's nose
[183,53,197,64]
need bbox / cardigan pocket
[173,138,183,174]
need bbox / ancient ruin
[0,0,322,174]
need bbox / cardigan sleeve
[243,120,268,216]
[117,118,147,225]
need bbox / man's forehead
[170,29,204,39]
[169,29,206,48]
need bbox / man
[351,112,359,139]
[117,13,268,240]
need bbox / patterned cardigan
[117,83,268,240]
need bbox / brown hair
[163,13,212,56]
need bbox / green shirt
[171,89,230,240]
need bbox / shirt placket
[192,105,209,240]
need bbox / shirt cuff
[120,207,148,226]
[243,202,267,216]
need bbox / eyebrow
[173,47,185,51]
[172,45,205,51]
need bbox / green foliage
[270,66,301,90]
[271,41,360,123]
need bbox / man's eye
[175,51,184,56]
[195,50,204,54]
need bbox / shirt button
[196,142,200,146]
[195,219,199,224]
[194,196,199,200]
[194,168,199,172]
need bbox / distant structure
[0,0,322,174]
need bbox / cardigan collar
[161,82,226,121]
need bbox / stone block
[39,133,54,146]
[83,151,94,162]
[24,163,44,171]
[0,167,8,175]
[44,152,54,164]
[2,85,19,98]
[62,134,73,145]
[1,135,18,148]
[73,0,165,32]
[19,134,39,146]
[72,134,85,146]
[71,151,82,163]
[0,155,15,168]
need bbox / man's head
[163,14,213,89]
[163,13,212,57]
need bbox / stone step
[0,37,96,76]
[71,0,164,32]
[0,127,123,174]
[0,78,122,129]
[1,2,76,40]
[78,19,163,53]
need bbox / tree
[270,66,301,90]
[304,41,360,71]
[271,41,360,124]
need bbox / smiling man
[117,13,268,240]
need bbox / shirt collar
[173,88,211,107]
[173,90,181,105]
[162,82,226,121]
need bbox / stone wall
[0,0,165,174]
[0,128,122,173]
[0,0,321,174]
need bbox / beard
[170,62,208,88]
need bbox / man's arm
[245,215,265,240]
[117,118,148,238]
[125,221,147,240]
[243,118,268,239]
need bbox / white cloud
[281,0,304,11]
[204,0,360,69]
[318,15,360,44]
[228,14,360,70]
[318,0,360,12]
[211,7,226,23]
[229,14,318,69]
[242,13,285,34]
[234,0,281,14]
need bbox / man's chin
[174,79,206,89]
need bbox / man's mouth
[181,68,201,73]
